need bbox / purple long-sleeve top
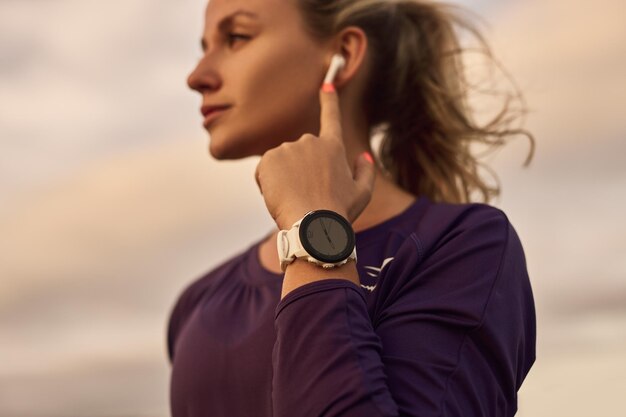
[167,196,536,416]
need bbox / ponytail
[297,0,536,203]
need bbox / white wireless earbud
[323,53,346,85]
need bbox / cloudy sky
[1,0,625,416]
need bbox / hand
[254,82,376,231]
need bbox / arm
[281,255,360,300]
[271,206,536,417]
[273,277,397,417]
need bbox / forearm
[273,273,397,417]
[281,258,360,300]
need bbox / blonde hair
[295,0,536,204]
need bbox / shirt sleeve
[167,274,211,363]
[271,206,536,417]
[167,283,196,364]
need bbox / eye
[227,33,251,46]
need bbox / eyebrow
[201,10,259,52]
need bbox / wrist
[278,206,349,231]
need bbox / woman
[168,0,537,416]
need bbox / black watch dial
[299,210,355,263]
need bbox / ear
[328,26,369,88]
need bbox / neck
[339,99,417,233]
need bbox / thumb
[354,151,376,196]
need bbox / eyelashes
[198,33,251,59]
[227,33,251,46]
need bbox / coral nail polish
[322,83,335,93]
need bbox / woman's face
[187,0,329,159]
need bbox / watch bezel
[298,209,355,263]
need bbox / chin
[207,140,244,160]
[205,111,307,160]
[206,133,266,160]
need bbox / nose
[187,55,221,93]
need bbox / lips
[201,104,231,117]
[202,105,231,128]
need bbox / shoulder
[409,200,516,266]
[420,200,509,243]
[166,244,251,362]
[376,200,528,325]
[417,200,528,293]
[387,199,513,266]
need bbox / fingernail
[362,151,374,164]
[322,82,335,93]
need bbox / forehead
[204,0,290,27]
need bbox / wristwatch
[277,209,357,272]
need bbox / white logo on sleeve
[360,257,394,292]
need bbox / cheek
[237,45,322,142]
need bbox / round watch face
[299,210,355,263]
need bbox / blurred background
[1,0,625,415]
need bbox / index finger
[319,82,343,141]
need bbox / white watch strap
[277,217,307,272]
